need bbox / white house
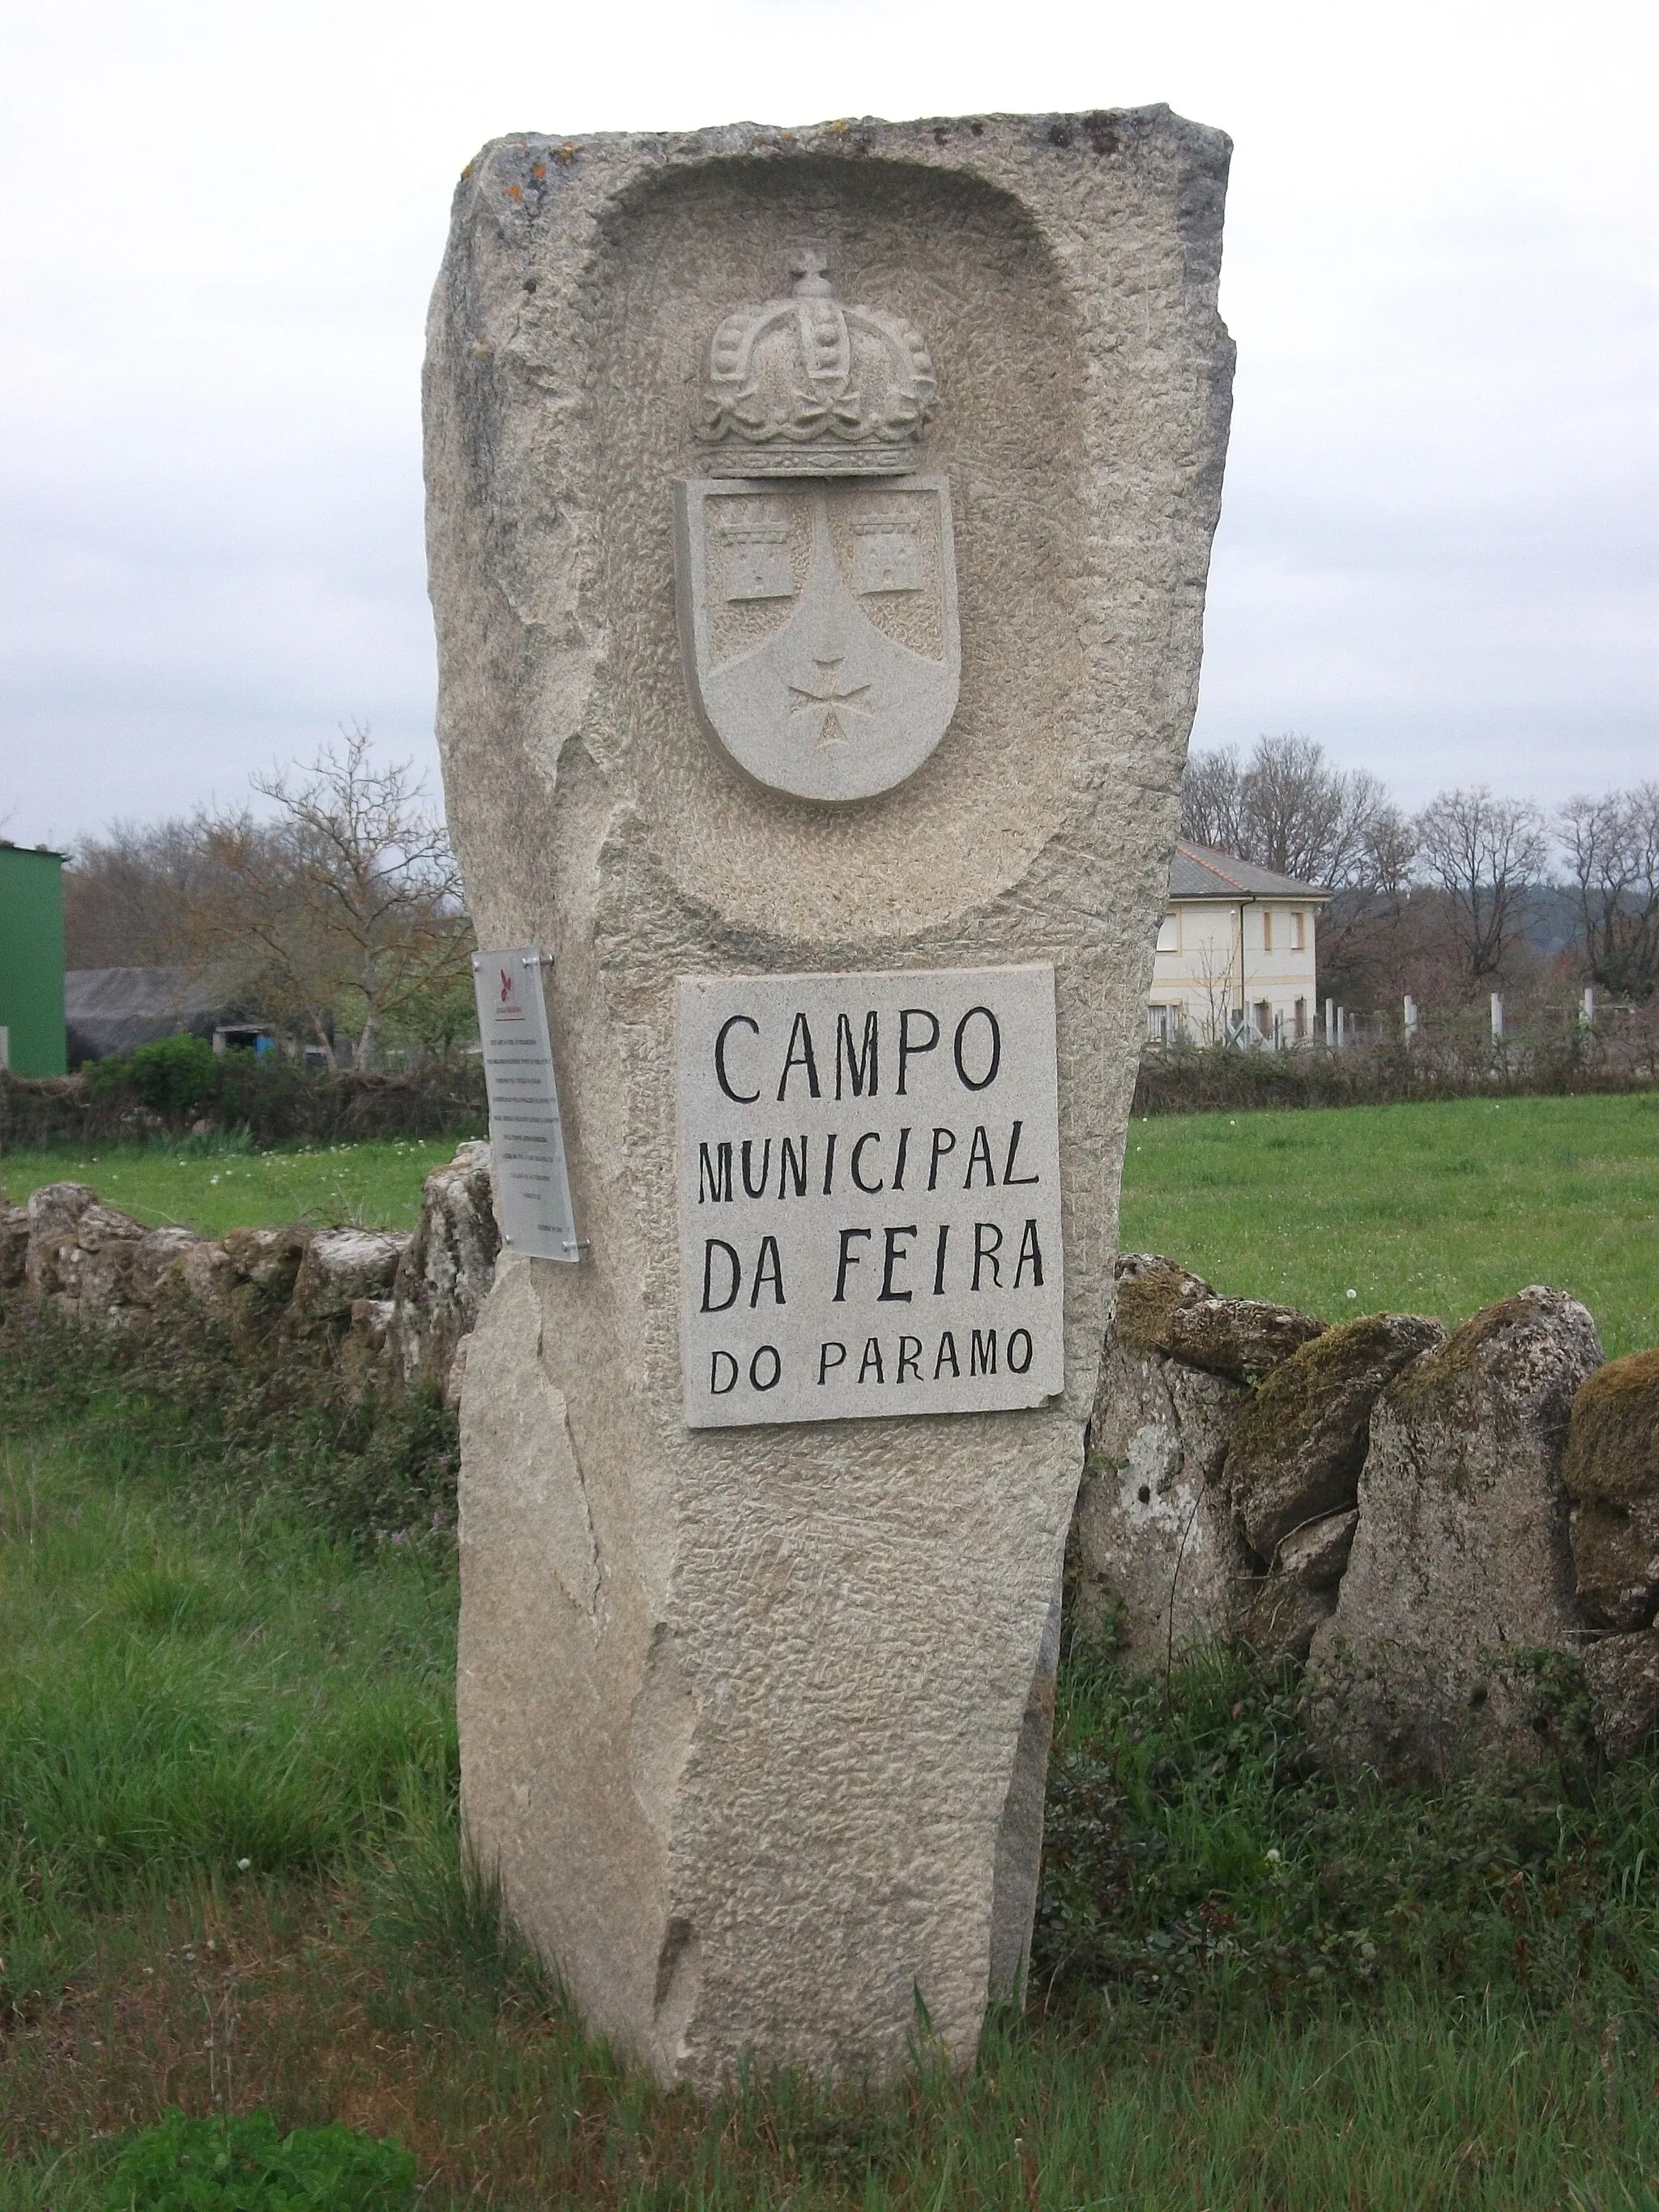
[1146,842,1332,1047]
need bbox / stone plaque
[678,965,1062,1426]
[471,948,579,1262]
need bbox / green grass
[5,1093,1653,1354]
[1120,1090,1659,1357]
[0,1426,455,2014]
[0,1136,461,1238]
[5,1347,1659,2205]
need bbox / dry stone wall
[8,1162,1657,1775]
[1074,1255,1659,1775]
[0,1139,499,1409]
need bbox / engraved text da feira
[676,965,1063,1426]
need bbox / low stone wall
[10,1150,1657,1776]
[1074,1253,1659,1777]
[0,1140,498,1410]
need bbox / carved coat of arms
[675,255,960,804]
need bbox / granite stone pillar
[424,107,1232,2088]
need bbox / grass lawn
[0,1136,463,1238]
[1,1093,1653,1353]
[4,1325,1659,2206]
[4,1095,1656,1359]
[1119,1089,1659,1358]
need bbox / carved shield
[674,475,960,803]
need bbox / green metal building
[0,842,67,1077]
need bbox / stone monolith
[425,108,1232,2088]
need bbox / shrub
[1132,1004,1659,1118]
[102,2108,416,2210]
[130,1034,221,1121]
[2,1060,487,1152]
[80,1034,220,1125]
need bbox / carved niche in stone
[675,254,960,804]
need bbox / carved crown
[697,253,936,475]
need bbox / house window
[1155,912,1179,953]
[1147,1004,1171,1045]
[1254,999,1272,1040]
[1261,909,1273,953]
[1290,910,1306,952]
[1294,997,1307,1039]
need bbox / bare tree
[1414,786,1547,990]
[196,728,469,1068]
[1180,745,1247,855]
[65,813,261,972]
[1313,800,1422,1000]
[1362,805,1418,902]
[1242,735,1387,887]
[1190,930,1242,1046]
[1182,734,1389,888]
[1559,783,1659,1002]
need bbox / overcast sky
[1,0,1653,853]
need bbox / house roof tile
[1167,842,1333,902]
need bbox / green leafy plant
[128,1036,221,1122]
[1034,1631,1659,2028]
[82,1035,222,1125]
[102,2108,415,2210]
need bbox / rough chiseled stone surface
[1564,1349,1659,1631]
[1583,1629,1659,1762]
[1073,1334,1250,1663]
[428,112,1234,2086]
[1306,1289,1603,1781]
[1225,1311,1447,1562]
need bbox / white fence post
[1403,993,1418,1041]
[1490,991,1504,1042]
[1324,997,1335,1048]
[1582,985,1597,1026]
